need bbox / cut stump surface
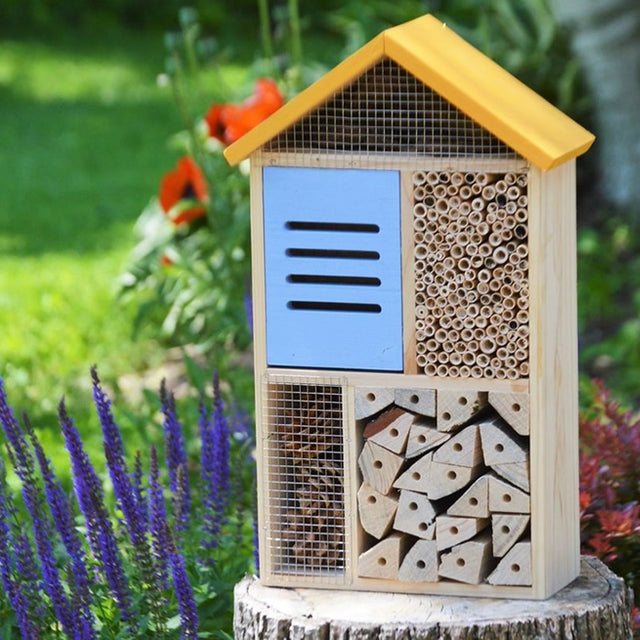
[234,557,632,639]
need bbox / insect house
[224,14,595,599]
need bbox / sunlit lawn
[0,27,252,472]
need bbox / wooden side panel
[528,161,580,597]
[401,171,417,374]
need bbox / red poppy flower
[205,78,284,145]
[159,156,209,225]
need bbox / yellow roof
[224,14,594,170]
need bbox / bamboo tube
[425,338,439,352]
[458,257,471,272]
[416,305,428,319]
[476,221,490,236]
[462,351,476,365]
[479,293,491,307]
[443,306,456,320]
[491,220,504,234]
[504,356,518,370]
[477,282,490,295]
[496,334,508,347]
[437,351,449,364]
[424,195,436,207]
[447,185,459,197]
[415,258,426,273]
[451,317,464,331]
[488,233,502,247]
[425,351,439,364]
[517,195,528,208]
[434,185,447,199]
[516,310,529,325]
[468,210,483,225]
[424,363,437,376]
[458,201,471,215]
[416,341,427,355]
[476,173,498,186]
[437,364,450,377]
[414,186,427,201]
[513,224,528,240]
[432,306,443,318]
[491,357,502,369]
[442,341,455,354]
[414,244,428,260]
[471,366,483,378]
[489,280,501,293]
[415,318,426,331]
[506,368,519,380]
[426,208,439,223]
[503,215,516,230]
[413,218,427,232]
[486,201,499,215]
[459,185,473,200]
[471,198,485,212]
[449,195,462,211]
[519,362,529,376]
[417,354,428,367]
[464,172,476,184]
[505,173,517,185]
[518,260,528,273]
[496,347,509,360]
[447,329,460,343]
[495,368,507,379]
[515,348,527,362]
[435,198,449,214]
[495,180,508,194]
[493,246,509,264]
[415,291,427,305]
[468,339,480,353]
[517,325,529,339]
[471,183,482,195]
[439,172,450,184]
[434,328,448,343]
[478,243,492,258]
[416,331,426,342]
[486,211,497,224]
[515,208,528,223]
[503,299,516,313]
[505,201,517,215]
[414,202,427,218]
[467,303,479,317]
[413,171,428,185]
[477,353,490,368]
[516,297,529,310]
[443,256,455,270]
[462,316,475,330]
[426,284,439,298]
[415,280,426,292]
[482,185,496,200]
[480,338,496,354]
[426,171,440,185]
[451,172,465,187]
[459,365,471,377]
[496,193,507,207]
[507,186,520,201]
[461,327,474,341]
[470,255,483,269]
[486,324,498,338]
[516,244,529,258]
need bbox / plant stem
[257,0,275,69]
[288,0,303,89]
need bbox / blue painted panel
[263,167,403,371]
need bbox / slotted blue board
[263,167,403,371]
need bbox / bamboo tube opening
[471,198,485,212]
[470,366,483,378]
[482,185,496,200]
[413,171,427,185]
[506,186,520,201]
[414,202,427,217]
[414,186,427,201]
[434,185,447,199]
[436,364,449,377]
[471,183,482,195]
[459,186,472,200]
[462,351,476,365]
[513,224,528,240]
[459,365,471,377]
[426,171,440,185]
[517,195,528,208]
[424,363,437,376]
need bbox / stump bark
[233,557,633,639]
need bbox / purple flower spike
[148,445,171,590]
[167,533,199,640]
[160,380,191,529]
[58,398,136,627]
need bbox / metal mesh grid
[263,376,348,580]
[264,58,518,160]
[412,171,530,379]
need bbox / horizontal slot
[286,221,379,233]
[287,274,381,286]
[286,248,380,260]
[287,301,382,313]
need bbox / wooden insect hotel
[224,14,594,599]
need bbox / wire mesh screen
[263,376,348,581]
[264,58,519,160]
[412,170,529,379]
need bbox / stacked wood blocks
[412,171,529,379]
[356,386,531,586]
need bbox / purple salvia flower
[0,458,41,639]
[165,526,198,640]
[160,380,190,529]
[199,372,231,550]
[0,387,75,637]
[27,415,96,638]
[15,531,47,625]
[58,398,136,627]
[92,371,167,631]
[20,466,75,637]
[148,445,170,590]
[132,450,148,528]
[0,378,32,480]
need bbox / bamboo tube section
[412,171,529,379]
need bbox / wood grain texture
[358,533,408,580]
[405,419,450,458]
[487,541,532,586]
[492,514,530,558]
[488,391,530,436]
[393,490,437,538]
[355,387,394,420]
[438,533,493,584]
[395,387,436,417]
[357,484,398,539]
[358,441,404,495]
[437,390,488,432]
[528,162,580,597]
[398,539,439,582]
[234,558,632,638]
[447,475,490,518]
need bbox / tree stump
[233,557,633,640]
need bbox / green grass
[0,26,254,473]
